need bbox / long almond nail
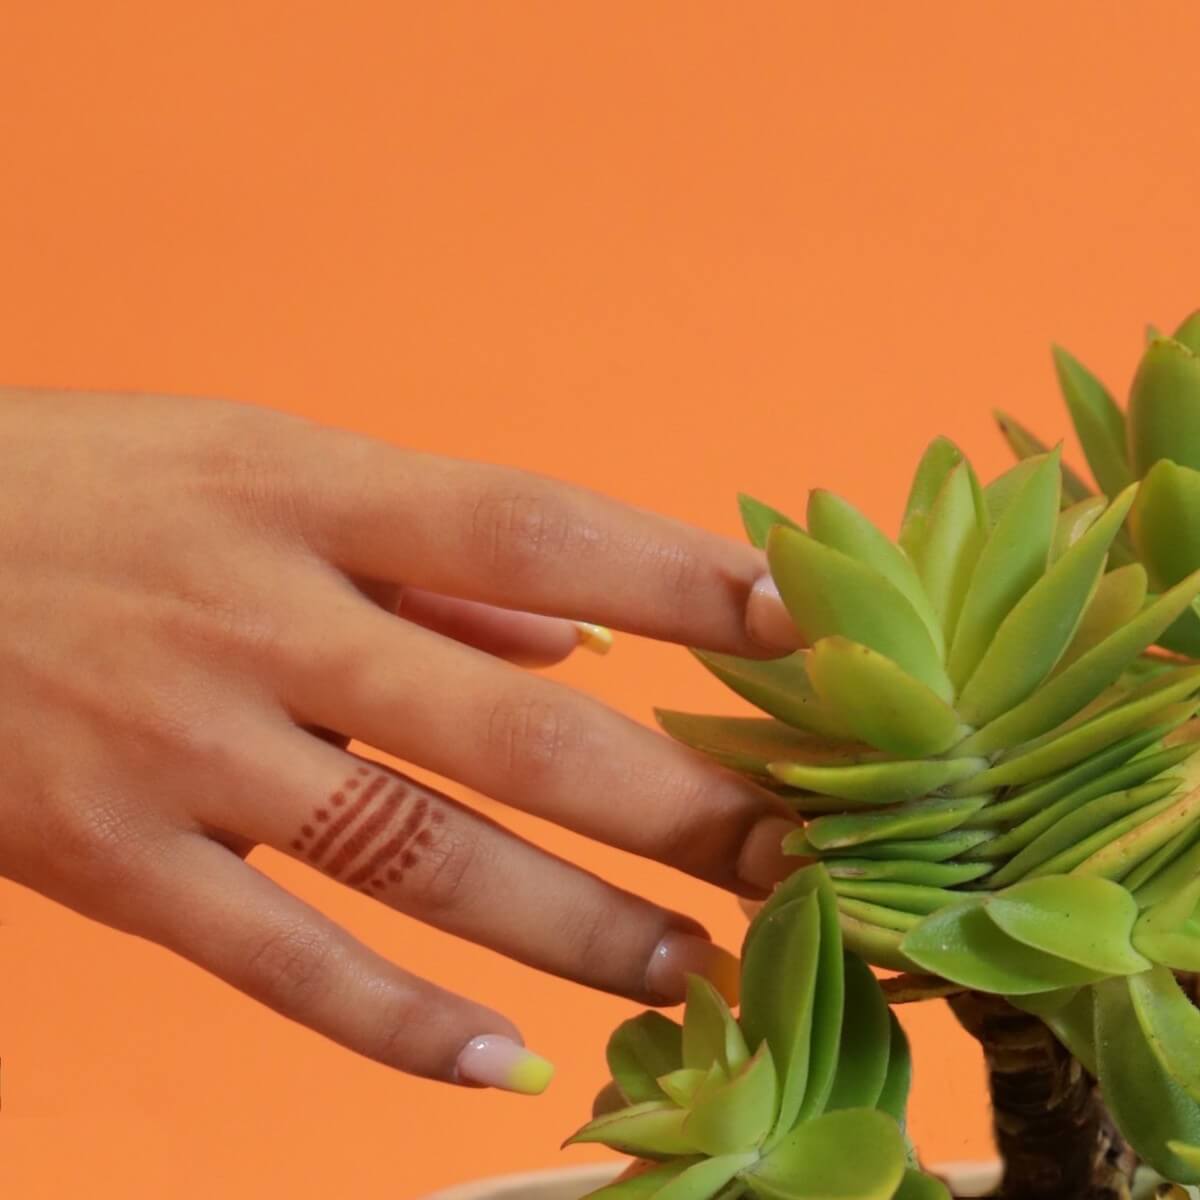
[745,576,803,651]
[455,1035,555,1095]
[737,815,802,893]
[645,932,740,1007]
[574,621,614,655]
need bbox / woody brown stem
[947,991,1137,1200]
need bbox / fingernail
[737,816,802,892]
[455,1035,555,1095]
[574,621,614,655]
[745,576,803,651]
[645,931,740,1007]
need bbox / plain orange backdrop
[2,2,1200,1196]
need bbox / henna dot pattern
[289,770,441,897]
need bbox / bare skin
[0,388,801,1091]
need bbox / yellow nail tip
[507,1053,556,1095]
[574,622,614,655]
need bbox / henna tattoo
[289,770,447,897]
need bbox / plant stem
[947,991,1137,1200]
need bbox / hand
[0,388,799,1093]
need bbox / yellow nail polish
[574,622,614,655]
[456,1034,555,1095]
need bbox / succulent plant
[568,864,950,1199]
[997,309,1200,655]
[607,441,1200,1196]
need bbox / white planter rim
[422,1159,1001,1199]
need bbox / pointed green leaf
[908,460,986,645]
[580,1160,693,1199]
[767,526,951,699]
[824,953,891,1112]
[566,1101,700,1157]
[1072,784,1200,881]
[1174,310,1200,354]
[993,411,1093,504]
[806,637,963,757]
[900,900,1106,994]
[652,1154,757,1200]
[768,757,987,807]
[655,711,875,779]
[1129,336,1200,477]
[835,899,922,934]
[806,795,991,851]
[806,490,943,654]
[683,977,749,1074]
[831,880,957,915]
[690,651,854,740]
[739,494,801,550]
[608,1012,685,1104]
[747,1108,907,1200]
[898,437,965,559]
[1052,563,1147,673]
[1051,496,1106,560]
[1052,345,1133,497]
[1129,458,1200,595]
[1041,986,1098,1078]
[683,1044,779,1156]
[1128,966,1200,1105]
[957,485,1137,727]
[947,452,1061,692]
[875,1012,912,1126]
[839,912,920,972]
[1122,819,1200,895]
[983,876,1149,975]
[1094,976,1200,1184]
[822,829,995,862]
[657,1068,709,1108]
[825,858,991,887]
[1132,826,1200,908]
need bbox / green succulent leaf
[1094,976,1200,1184]
[824,857,991,887]
[904,460,986,643]
[683,977,749,1075]
[946,451,1061,692]
[898,437,966,558]
[892,1170,952,1200]
[1129,458,1200,599]
[683,1043,779,1156]
[769,758,987,808]
[874,1012,913,1126]
[657,1068,710,1108]
[1175,310,1200,355]
[746,1108,908,1200]
[566,1101,700,1158]
[993,411,1093,504]
[652,1154,758,1200]
[581,1160,694,1199]
[654,711,874,779]
[1128,966,1200,1106]
[900,899,1106,994]
[766,526,951,700]
[1052,345,1134,497]
[821,829,996,862]
[739,493,802,550]
[956,484,1136,728]
[806,796,990,851]
[1052,563,1147,673]
[1051,496,1107,561]
[839,913,921,973]
[1129,336,1200,477]
[805,637,963,758]
[608,1012,686,1104]
[982,876,1149,975]
[689,651,854,740]
[1040,985,1098,1077]
[806,490,943,654]
[824,953,891,1112]
[831,880,957,915]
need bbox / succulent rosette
[644,444,1200,1187]
[998,308,1200,655]
[569,865,949,1200]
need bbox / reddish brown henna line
[346,797,430,887]
[307,774,389,864]
[324,783,410,878]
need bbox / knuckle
[244,919,339,1019]
[483,693,577,782]
[468,485,572,578]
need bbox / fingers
[192,728,741,1007]
[395,588,610,668]
[122,828,556,1092]
[291,434,800,654]
[276,598,797,898]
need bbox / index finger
[292,430,798,656]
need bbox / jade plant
[568,400,1200,1198]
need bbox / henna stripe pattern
[289,766,446,897]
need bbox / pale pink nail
[746,576,803,651]
[737,815,803,892]
[645,932,740,1007]
[455,1034,555,1095]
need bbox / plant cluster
[568,311,1200,1200]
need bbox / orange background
[2,3,1199,1196]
